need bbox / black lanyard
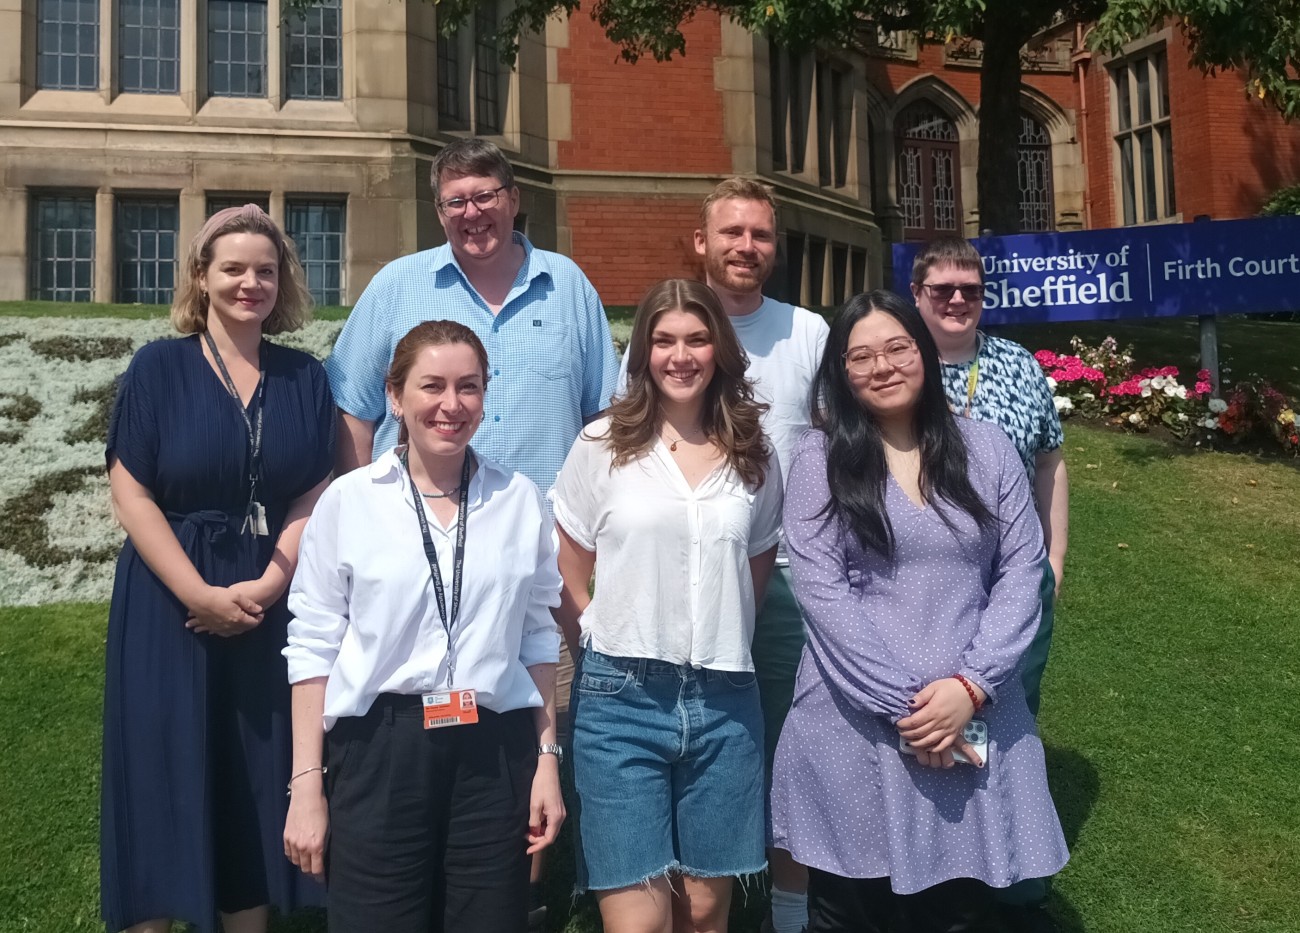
[402,449,473,688]
[203,331,266,532]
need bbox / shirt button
[494,369,500,376]
[494,415,501,422]
[691,537,699,543]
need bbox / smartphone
[899,719,988,765]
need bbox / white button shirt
[550,417,783,671]
[285,448,562,731]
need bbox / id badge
[242,502,269,537]
[422,688,479,729]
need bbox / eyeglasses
[921,282,984,303]
[437,186,509,216]
[844,338,919,376]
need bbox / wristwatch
[538,743,564,763]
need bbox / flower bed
[1035,335,1298,453]
[0,316,343,606]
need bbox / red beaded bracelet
[953,674,983,712]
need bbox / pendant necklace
[420,486,461,500]
[664,426,705,452]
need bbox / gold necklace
[663,426,705,452]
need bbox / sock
[770,886,808,933]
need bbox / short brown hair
[601,279,770,488]
[910,236,984,287]
[431,137,515,197]
[700,177,777,228]
[385,320,490,445]
[171,204,313,336]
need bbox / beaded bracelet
[952,674,983,713]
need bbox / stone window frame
[1108,39,1177,226]
[285,197,347,306]
[28,191,97,302]
[115,196,179,304]
[769,41,855,191]
[1018,113,1055,232]
[283,0,342,101]
[36,0,99,91]
[437,0,511,137]
[207,0,267,98]
[118,0,181,94]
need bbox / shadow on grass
[1044,744,1100,933]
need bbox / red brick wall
[563,196,705,305]
[557,17,733,175]
[1081,55,1115,227]
[863,43,1075,108]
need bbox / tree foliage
[1092,1,1300,120]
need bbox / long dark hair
[811,290,994,558]
[603,279,770,487]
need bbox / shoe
[998,903,1057,933]
[527,904,547,932]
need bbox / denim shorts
[571,649,767,892]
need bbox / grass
[2,425,1297,932]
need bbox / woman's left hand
[897,677,982,751]
[525,755,566,855]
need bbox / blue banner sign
[890,216,1300,324]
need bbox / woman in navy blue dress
[101,204,334,933]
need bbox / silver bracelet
[286,765,328,797]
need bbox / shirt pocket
[709,484,756,549]
[520,319,574,380]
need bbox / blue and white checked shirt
[326,233,620,499]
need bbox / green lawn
[2,424,1297,932]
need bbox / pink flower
[1195,381,1211,395]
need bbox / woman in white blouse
[552,278,781,933]
[281,320,565,933]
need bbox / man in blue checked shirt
[326,137,620,497]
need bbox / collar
[428,231,552,293]
[369,446,509,513]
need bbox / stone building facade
[3,2,1297,308]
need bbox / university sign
[890,216,1300,324]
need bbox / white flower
[1046,377,1057,391]
[1081,391,1096,401]
[1208,398,1228,413]
[1163,384,1179,397]
[1199,416,1220,429]
[1141,386,1153,398]
[1178,413,1188,422]
[1053,396,1074,413]
[1128,413,1142,424]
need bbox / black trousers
[807,867,1006,933]
[324,695,536,933]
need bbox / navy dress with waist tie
[100,335,333,931]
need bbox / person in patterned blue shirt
[911,236,1069,933]
[326,137,620,497]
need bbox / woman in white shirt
[281,320,565,933]
[552,278,782,933]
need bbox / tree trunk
[977,3,1033,235]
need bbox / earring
[391,409,402,421]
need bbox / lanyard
[203,331,266,532]
[961,332,985,418]
[402,449,473,688]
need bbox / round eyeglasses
[843,338,919,376]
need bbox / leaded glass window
[29,194,96,302]
[1110,46,1176,224]
[116,198,178,304]
[896,102,961,240]
[119,0,180,94]
[285,0,341,101]
[209,0,267,98]
[1017,115,1054,232]
[286,199,346,305]
[37,0,99,90]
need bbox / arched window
[1018,114,1055,231]
[895,102,961,241]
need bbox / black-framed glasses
[437,185,509,216]
[921,282,984,302]
[843,338,919,376]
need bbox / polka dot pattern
[771,421,1069,895]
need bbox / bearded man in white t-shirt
[697,178,828,933]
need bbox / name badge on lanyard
[203,331,269,536]
[403,448,476,727]
[422,689,480,729]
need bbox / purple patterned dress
[772,419,1068,894]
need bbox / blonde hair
[700,177,777,228]
[171,204,313,336]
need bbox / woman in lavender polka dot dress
[772,291,1068,932]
